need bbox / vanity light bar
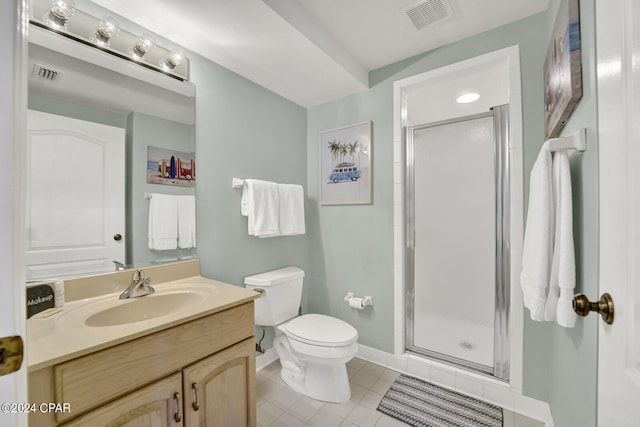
[30,0,190,82]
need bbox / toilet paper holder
[344,292,373,309]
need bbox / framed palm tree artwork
[320,121,372,205]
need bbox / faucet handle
[134,269,151,286]
[132,268,144,280]
[113,260,126,271]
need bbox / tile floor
[256,357,544,427]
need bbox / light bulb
[131,33,155,59]
[46,0,75,29]
[92,16,119,47]
[164,49,184,70]
[456,93,480,104]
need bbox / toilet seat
[282,314,358,347]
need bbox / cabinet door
[61,372,183,427]
[183,338,256,427]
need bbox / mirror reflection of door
[25,110,125,281]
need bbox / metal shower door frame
[404,105,511,381]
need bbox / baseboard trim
[256,347,279,371]
[356,344,554,427]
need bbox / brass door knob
[572,293,614,324]
[114,233,122,241]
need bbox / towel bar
[546,128,586,152]
[232,177,244,189]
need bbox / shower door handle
[572,293,614,324]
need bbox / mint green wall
[308,12,548,353]
[522,1,598,426]
[189,52,309,348]
[28,92,125,128]
[126,112,195,267]
[307,6,598,425]
[189,51,309,287]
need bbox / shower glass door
[405,105,510,380]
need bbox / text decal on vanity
[26,284,54,318]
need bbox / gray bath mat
[377,374,503,427]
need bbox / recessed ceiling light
[456,93,480,104]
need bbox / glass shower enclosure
[404,105,510,380]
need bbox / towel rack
[232,177,244,189]
[546,128,586,152]
[144,192,153,199]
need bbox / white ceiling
[90,0,549,108]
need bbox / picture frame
[320,121,372,205]
[543,0,583,139]
[147,145,196,187]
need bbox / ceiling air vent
[32,64,63,82]
[402,0,454,30]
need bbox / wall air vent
[32,64,62,82]
[402,0,454,30]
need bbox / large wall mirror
[26,0,196,282]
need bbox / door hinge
[0,336,24,376]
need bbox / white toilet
[244,266,358,403]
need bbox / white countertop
[27,275,258,372]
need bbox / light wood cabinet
[28,302,256,427]
[60,373,183,427]
[182,339,256,427]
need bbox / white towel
[177,195,196,249]
[521,141,577,328]
[148,193,178,250]
[278,184,305,236]
[545,151,577,327]
[243,179,280,238]
[520,141,555,321]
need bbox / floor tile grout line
[257,357,543,427]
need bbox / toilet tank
[244,267,304,326]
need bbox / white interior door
[26,110,125,281]
[597,0,640,424]
[0,1,27,425]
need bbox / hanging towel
[177,195,197,249]
[148,193,179,250]
[278,184,305,236]
[544,151,577,327]
[520,141,555,322]
[242,179,280,237]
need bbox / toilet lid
[284,314,358,346]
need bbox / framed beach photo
[543,0,582,139]
[147,145,196,187]
[320,121,372,205]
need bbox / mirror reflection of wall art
[544,0,582,139]
[320,121,372,205]
[147,145,196,187]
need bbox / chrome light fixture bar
[31,0,190,82]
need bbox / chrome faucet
[119,269,154,299]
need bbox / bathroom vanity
[27,260,259,426]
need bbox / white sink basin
[85,292,204,327]
[55,283,217,328]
